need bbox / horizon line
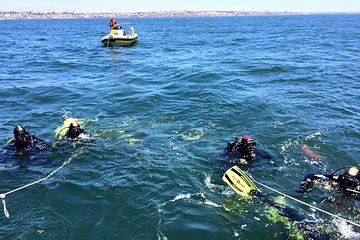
[2,10,360,14]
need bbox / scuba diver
[4,125,48,155]
[54,119,91,146]
[63,121,90,141]
[297,166,360,195]
[223,165,330,239]
[225,135,275,167]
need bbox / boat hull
[101,34,138,47]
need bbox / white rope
[346,188,360,195]
[0,149,82,218]
[0,196,9,218]
[252,179,360,228]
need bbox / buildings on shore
[0,10,357,20]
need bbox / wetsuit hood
[67,122,84,139]
[240,136,257,157]
[13,125,31,146]
[338,167,360,192]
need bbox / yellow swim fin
[223,165,259,197]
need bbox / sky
[1,0,360,13]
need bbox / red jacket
[109,19,116,28]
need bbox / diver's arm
[224,142,240,160]
[30,136,49,151]
[297,173,333,193]
[255,191,304,222]
[256,149,277,171]
[225,141,237,154]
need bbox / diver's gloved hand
[297,185,308,194]
[239,158,248,164]
[297,179,311,193]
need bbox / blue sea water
[0,14,359,239]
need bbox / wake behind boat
[101,22,138,47]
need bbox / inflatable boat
[101,22,138,47]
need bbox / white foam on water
[157,192,197,211]
[304,131,322,140]
[117,117,137,127]
[204,172,233,198]
[171,193,192,202]
[181,129,204,141]
[204,199,221,208]
[223,188,236,196]
[85,117,98,123]
[334,219,360,239]
[204,172,218,191]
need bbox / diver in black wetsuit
[4,125,48,155]
[255,191,330,240]
[223,166,330,239]
[297,166,360,196]
[53,120,92,147]
[225,135,275,167]
[64,121,89,141]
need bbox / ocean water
[0,14,359,239]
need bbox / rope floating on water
[0,149,82,218]
[252,179,360,228]
[0,194,9,218]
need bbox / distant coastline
[1,10,360,20]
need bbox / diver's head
[13,125,31,145]
[67,121,83,139]
[241,135,257,155]
[348,167,360,178]
[339,167,360,191]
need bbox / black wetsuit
[3,136,48,155]
[255,191,330,240]
[62,130,90,143]
[298,172,360,195]
[225,140,275,167]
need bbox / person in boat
[297,166,360,195]
[225,135,275,167]
[3,125,48,155]
[109,16,119,30]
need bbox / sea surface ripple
[0,15,359,239]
